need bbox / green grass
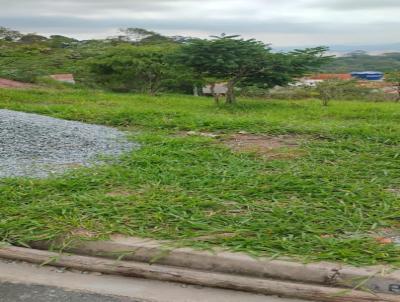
[1,87,400,266]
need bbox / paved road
[0,260,310,302]
[0,283,136,302]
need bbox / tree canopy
[179,35,331,103]
[89,44,190,94]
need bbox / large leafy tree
[89,45,177,94]
[179,35,331,103]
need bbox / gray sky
[0,0,399,47]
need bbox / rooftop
[308,74,352,80]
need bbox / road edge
[0,245,399,302]
[30,235,400,296]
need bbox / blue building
[350,71,384,81]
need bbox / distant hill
[274,43,400,73]
[320,52,400,73]
[328,43,400,55]
[275,43,400,56]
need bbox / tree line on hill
[1,27,400,103]
[0,26,361,104]
[320,51,400,73]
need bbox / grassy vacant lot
[1,88,400,266]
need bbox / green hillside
[322,52,400,73]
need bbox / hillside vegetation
[321,52,400,73]
[0,27,329,100]
[1,27,399,89]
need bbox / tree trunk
[210,83,220,104]
[193,86,199,97]
[225,81,236,104]
[148,85,157,96]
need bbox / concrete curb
[1,245,398,302]
[31,235,400,296]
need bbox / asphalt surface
[0,260,308,302]
[0,282,138,302]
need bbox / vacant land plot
[0,88,399,266]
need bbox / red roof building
[309,74,352,81]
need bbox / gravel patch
[0,109,138,178]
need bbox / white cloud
[310,0,400,10]
[0,0,398,46]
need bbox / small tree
[316,79,358,106]
[386,71,400,102]
[179,35,330,104]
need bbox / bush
[315,79,387,105]
[241,82,396,104]
[363,91,398,102]
[240,85,316,99]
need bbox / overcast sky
[0,0,399,47]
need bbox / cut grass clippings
[0,88,400,266]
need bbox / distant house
[290,78,323,87]
[309,74,352,81]
[350,71,384,81]
[50,74,76,84]
[202,83,228,95]
[291,74,352,87]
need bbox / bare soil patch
[69,228,98,239]
[0,78,34,89]
[190,233,237,242]
[224,134,302,159]
[176,131,221,138]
